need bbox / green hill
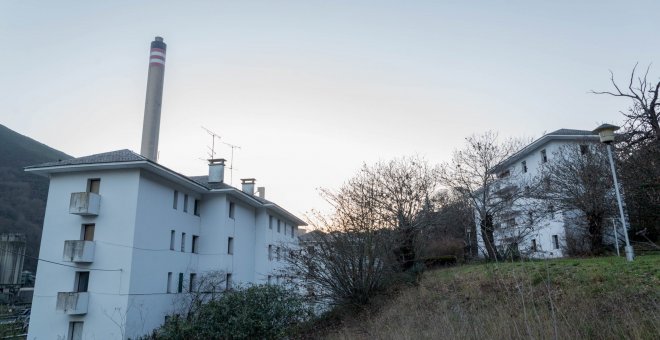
[0,124,71,272]
[326,255,660,339]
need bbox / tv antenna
[222,141,241,185]
[201,126,221,159]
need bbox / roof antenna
[222,141,241,185]
[201,126,221,159]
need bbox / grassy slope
[328,255,660,340]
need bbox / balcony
[56,292,89,315]
[69,192,101,216]
[62,240,95,263]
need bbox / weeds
[325,255,659,340]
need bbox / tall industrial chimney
[140,36,167,161]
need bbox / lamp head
[593,123,619,144]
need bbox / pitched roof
[492,128,598,173]
[546,128,595,136]
[25,149,146,169]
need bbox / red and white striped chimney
[140,36,167,162]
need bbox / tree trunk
[587,213,604,254]
[480,214,498,260]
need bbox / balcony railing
[62,240,95,263]
[69,192,101,216]
[56,292,89,315]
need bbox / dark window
[229,202,235,219]
[87,179,101,194]
[521,161,527,173]
[82,224,95,241]
[531,239,537,252]
[269,215,273,229]
[228,237,234,255]
[580,144,589,155]
[277,219,281,233]
[181,233,186,252]
[183,194,189,213]
[552,235,559,249]
[68,321,84,340]
[189,273,196,292]
[178,273,183,293]
[226,273,232,290]
[548,205,555,219]
[192,235,199,254]
[194,200,200,216]
[170,230,175,250]
[268,245,273,261]
[167,272,172,293]
[75,271,89,292]
[291,226,295,238]
[173,191,178,209]
[541,150,547,163]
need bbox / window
[192,235,199,254]
[167,272,173,293]
[291,226,295,238]
[226,273,232,290]
[181,232,186,252]
[68,321,84,340]
[276,246,281,261]
[81,224,95,241]
[269,215,273,229]
[183,194,189,213]
[229,202,235,219]
[547,205,555,219]
[87,179,100,194]
[541,149,547,163]
[268,245,273,261]
[498,170,510,178]
[178,273,184,293]
[531,239,537,252]
[277,219,281,233]
[170,230,175,250]
[580,144,589,155]
[227,237,234,255]
[173,190,178,209]
[194,199,200,216]
[267,275,272,285]
[75,271,89,292]
[521,161,528,173]
[552,235,559,249]
[189,273,197,292]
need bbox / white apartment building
[475,129,601,259]
[25,150,305,339]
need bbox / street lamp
[593,123,634,261]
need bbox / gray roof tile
[25,149,146,169]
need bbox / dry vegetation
[324,255,660,340]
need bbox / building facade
[475,129,603,259]
[25,150,305,339]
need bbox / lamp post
[593,124,634,261]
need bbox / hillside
[326,255,660,340]
[0,124,71,272]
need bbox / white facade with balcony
[475,129,601,259]
[25,150,305,339]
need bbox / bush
[147,285,313,340]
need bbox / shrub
[147,284,312,340]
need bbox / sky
[1,1,659,220]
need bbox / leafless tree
[592,63,660,145]
[439,131,533,260]
[173,270,227,320]
[537,143,616,254]
[592,64,660,244]
[283,157,441,306]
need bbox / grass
[324,254,660,340]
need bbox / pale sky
[2,1,659,219]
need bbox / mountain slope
[0,124,72,272]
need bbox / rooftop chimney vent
[241,178,256,195]
[208,159,226,183]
